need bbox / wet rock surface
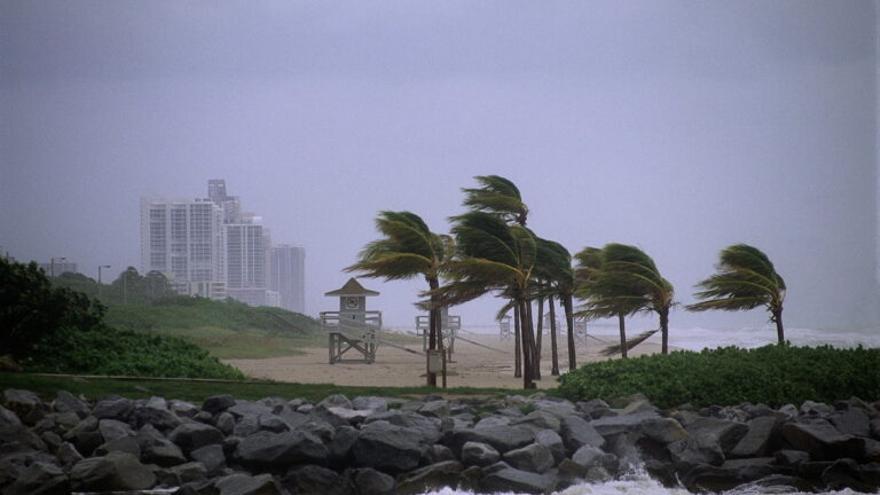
[1,388,879,494]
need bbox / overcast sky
[1,1,878,330]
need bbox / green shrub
[25,325,245,380]
[557,344,880,408]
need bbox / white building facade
[269,244,306,314]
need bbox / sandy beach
[226,331,669,389]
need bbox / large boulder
[481,464,557,493]
[639,417,688,444]
[351,396,388,413]
[730,416,780,458]
[190,444,226,476]
[502,443,555,473]
[511,410,561,433]
[396,460,464,494]
[351,467,395,495]
[202,395,236,415]
[4,461,68,495]
[461,441,501,467]
[235,430,328,469]
[98,419,134,443]
[3,389,45,425]
[138,433,187,467]
[830,409,871,438]
[169,422,224,453]
[682,457,779,492]
[590,409,660,437]
[782,422,866,461]
[450,425,535,454]
[364,410,442,443]
[535,429,565,464]
[93,397,133,421]
[571,445,619,474]
[214,473,283,495]
[53,391,89,419]
[351,421,428,473]
[70,452,156,491]
[560,415,605,454]
[282,464,347,495]
[685,417,749,455]
[132,397,182,431]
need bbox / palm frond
[600,329,659,356]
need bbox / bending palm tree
[596,244,674,354]
[433,211,539,389]
[347,211,453,387]
[535,238,575,374]
[688,244,786,344]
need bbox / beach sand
[226,331,669,389]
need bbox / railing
[320,311,382,331]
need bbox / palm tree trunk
[534,297,543,380]
[564,293,576,371]
[549,294,559,376]
[660,308,669,355]
[427,277,439,387]
[773,308,785,344]
[618,313,628,359]
[513,303,522,378]
[519,299,536,389]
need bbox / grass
[0,372,523,404]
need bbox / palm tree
[574,246,643,359]
[535,238,574,375]
[434,211,539,389]
[688,244,786,344]
[347,211,454,387]
[596,244,674,354]
[460,175,535,379]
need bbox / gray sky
[1,1,878,330]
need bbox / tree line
[348,175,787,390]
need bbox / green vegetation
[25,325,244,380]
[557,344,880,408]
[0,373,522,403]
[1,258,243,379]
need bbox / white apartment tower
[139,198,227,299]
[225,222,268,306]
[270,244,306,314]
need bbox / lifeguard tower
[415,307,461,358]
[321,278,382,364]
[498,315,512,340]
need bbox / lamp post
[50,257,66,277]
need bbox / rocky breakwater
[1,388,880,494]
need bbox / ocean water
[421,465,873,495]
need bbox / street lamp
[50,257,66,277]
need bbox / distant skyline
[2,1,878,329]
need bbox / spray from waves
[420,464,872,495]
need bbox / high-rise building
[225,222,268,306]
[139,198,227,299]
[270,244,306,314]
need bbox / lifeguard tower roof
[325,277,380,297]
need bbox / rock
[318,394,352,409]
[730,416,779,458]
[474,416,511,429]
[169,422,225,453]
[282,464,346,495]
[426,444,455,463]
[590,409,659,437]
[481,465,556,493]
[98,418,134,442]
[577,399,613,419]
[215,473,283,495]
[782,422,866,461]
[48,411,81,431]
[669,435,725,467]
[450,425,535,454]
[235,430,329,468]
[364,410,442,443]
[775,449,811,466]
[5,461,68,495]
[40,431,62,451]
[0,405,22,428]
[170,400,200,418]
[571,445,619,473]
[95,436,141,457]
[191,444,226,475]
[560,415,605,454]
[418,400,450,418]
[53,391,89,419]
[831,408,871,438]
[202,395,236,415]
[322,406,372,425]
[511,410,561,433]
[3,389,43,421]
[93,397,133,420]
[535,429,565,464]
[685,417,749,455]
[352,396,388,413]
[0,424,48,453]
[233,415,260,437]
[821,458,875,492]
[139,434,187,467]
[533,399,578,418]
[57,442,84,466]
[70,451,156,491]
[503,443,555,473]
[329,425,360,463]
[164,461,208,485]
[639,417,688,444]
[396,460,465,494]
[801,401,833,417]
[215,412,235,435]
[227,401,274,419]
[352,421,428,473]
[461,441,501,467]
[133,397,182,431]
[352,467,395,495]
[258,414,290,433]
[737,474,816,492]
